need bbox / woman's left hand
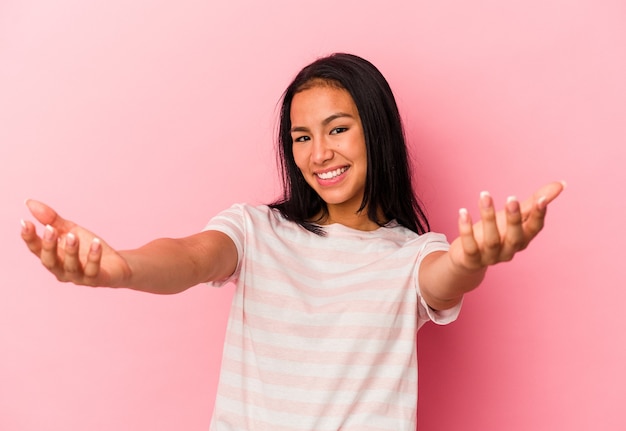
[448,181,566,272]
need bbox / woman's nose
[311,136,333,164]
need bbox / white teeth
[317,167,347,180]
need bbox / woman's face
[290,85,368,220]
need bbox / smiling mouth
[316,167,348,180]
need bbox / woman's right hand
[21,199,132,288]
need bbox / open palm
[21,200,131,287]
[448,181,565,272]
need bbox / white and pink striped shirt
[204,204,461,431]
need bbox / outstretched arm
[21,200,237,294]
[418,181,565,311]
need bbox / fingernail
[66,232,76,247]
[90,238,101,252]
[506,196,520,213]
[480,191,491,208]
[43,224,54,241]
[560,180,568,189]
[20,219,27,232]
[459,208,470,223]
[537,196,547,210]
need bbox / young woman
[21,53,564,430]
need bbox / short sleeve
[202,204,246,287]
[414,232,463,328]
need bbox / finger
[458,208,481,266]
[21,219,43,256]
[524,196,548,237]
[40,224,61,271]
[63,232,82,274]
[533,180,566,205]
[501,196,525,259]
[520,181,566,216]
[83,238,103,280]
[478,191,501,263]
[25,199,74,233]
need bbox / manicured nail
[90,238,101,252]
[480,191,491,208]
[506,196,520,213]
[560,180,568,189]
[459,208,469,223]
[66,232,76,247]
[43,224,54,241]
[20,219,27,232]
[537,196,547,210]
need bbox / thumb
[520,181,566,214]
[25,199,73,231]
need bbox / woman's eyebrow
[290,112,354,133]
[322,112,353,125]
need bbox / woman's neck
[315,206,386,231]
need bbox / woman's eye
[293,135,310,142]
[330,127,348,135]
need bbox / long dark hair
[270,53,430,235]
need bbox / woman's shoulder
[218,203,293,228]
[234,203,283,220]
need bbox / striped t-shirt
[204,204,461,431]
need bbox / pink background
[1,0,624,430]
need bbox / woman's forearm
[119,231,237,294]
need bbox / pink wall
[1,0,624,430]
